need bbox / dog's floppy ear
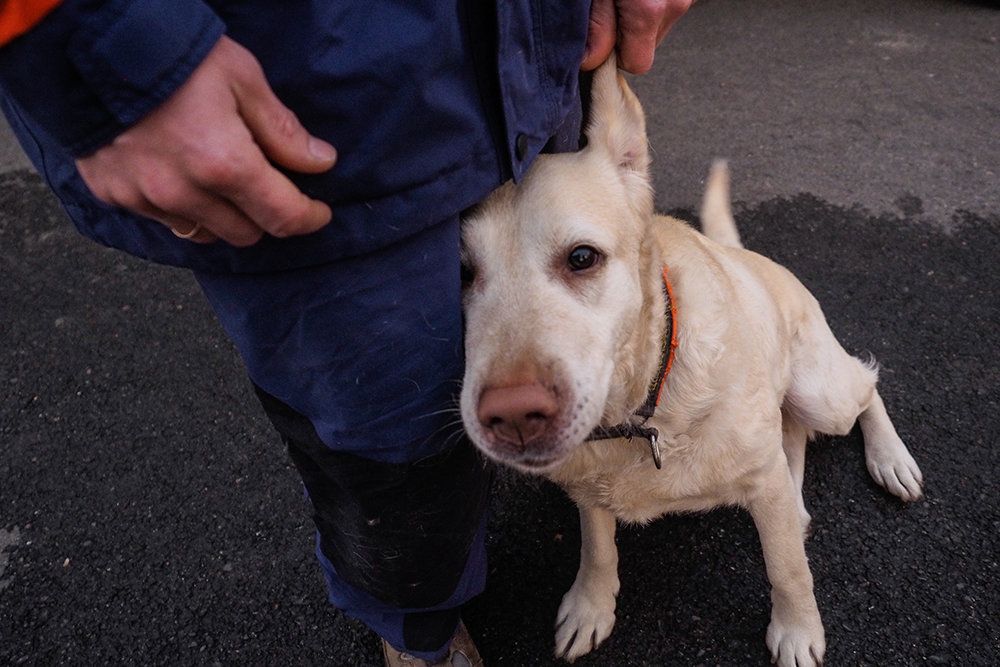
[584,55,652,215]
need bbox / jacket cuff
[0,0,224,157]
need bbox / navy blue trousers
[195,219,490,661]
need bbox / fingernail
[308,137,337,163]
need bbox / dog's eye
[567,245,600,272]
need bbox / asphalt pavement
[2,1,998,665]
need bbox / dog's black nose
[477,384,558,449]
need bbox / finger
[617,32,658,75]
[184,134,332,238]
[618,0,693,74]
[139,204,220,245]
[616,5,660,75]
[162,196,264,248]
[167,218,219,244]
[230,52,337,174]
[209,145,333,238]
[581,0,617,71]
[139,178,265,247]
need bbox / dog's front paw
[766,611,826,667]
[554,578,618,662]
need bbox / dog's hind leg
[859,390,923,501]
[785,303,923,502]
[781,411,812,538]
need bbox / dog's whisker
[411,404,463,421]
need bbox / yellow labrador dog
[459,58,923,666]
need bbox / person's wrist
[67,0,226,154]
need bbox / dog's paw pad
[553,584,617,662]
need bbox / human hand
[581,0,693,75]
[76,36,337,246]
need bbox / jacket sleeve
[0,0,225,157]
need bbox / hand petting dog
[582,0,694,74]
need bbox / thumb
[231,54,337,174]
[581,0,617,71]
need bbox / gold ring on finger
[172,221,202,239]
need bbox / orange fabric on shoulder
[0,0,63,46]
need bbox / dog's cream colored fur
[459,58,923,665]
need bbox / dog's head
[460,58,661,472]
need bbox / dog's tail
[700,160,742,248]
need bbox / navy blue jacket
[0,0,589,273]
